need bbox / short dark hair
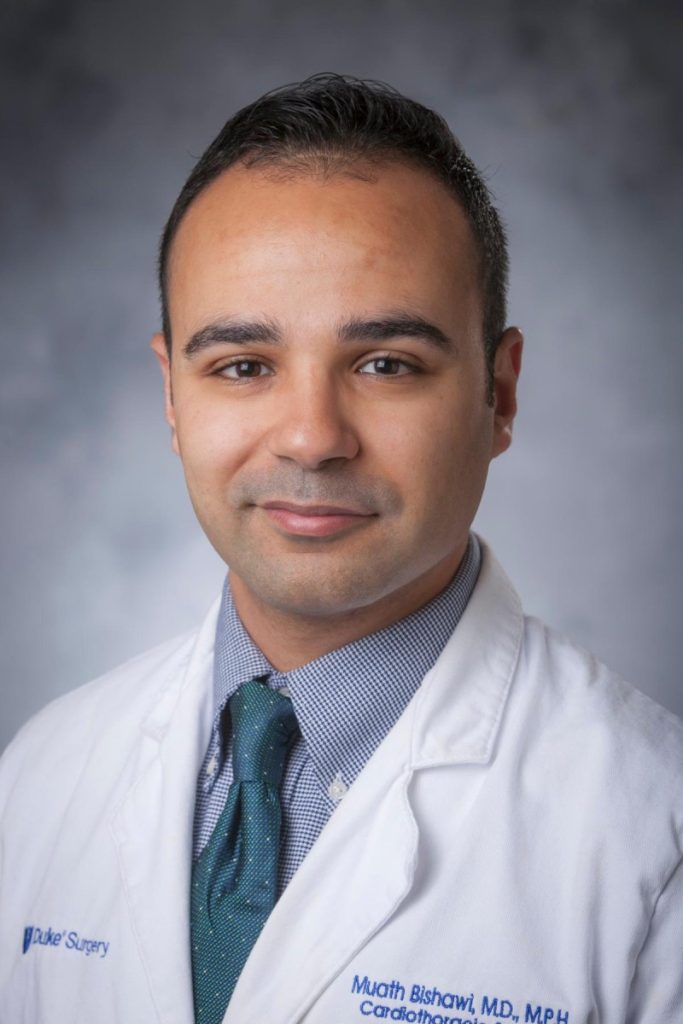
[158,73,509,394]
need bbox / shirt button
[279,685,291,698]
[328,772,348,803]
[205,756,218,777]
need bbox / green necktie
[190,679,299,1024]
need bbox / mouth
[259,500,376,538]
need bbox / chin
[228,555,400,619]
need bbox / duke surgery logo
[22,924,110,959]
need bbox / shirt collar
[212,534,480,795]
[210,587,275,766]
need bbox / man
[0,74,681,1024]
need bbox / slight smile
[259,501,376,538]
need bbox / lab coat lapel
[225,541,523,1024]
[111,601,219,1024]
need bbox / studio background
[2,0,681,754]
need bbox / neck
[228,542,468,671]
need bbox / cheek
[389,399,492,514]
[174,394,256,483]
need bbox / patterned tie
[190,679,299,1023]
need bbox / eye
[358,356,416,377]
[217,359,273,380]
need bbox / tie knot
[229,679,299,786]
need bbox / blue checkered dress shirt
[192,534,481,894]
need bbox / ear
[150,332,180,456]
[490,327,523,459]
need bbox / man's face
[153,161,520,620]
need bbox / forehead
[167,160,482,338]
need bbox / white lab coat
[0,541,681,1024]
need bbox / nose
[266,369,360,470]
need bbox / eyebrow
[182,310,454,358]
[183,318,283,357]
[337,313,453,350]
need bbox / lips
[259,501,374,538]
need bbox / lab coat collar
[409,537,524,769]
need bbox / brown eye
[359,357,413,376]
[220,360,272,379]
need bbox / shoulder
[474,541,683,785]
[515,615,683,866]
[0,627,200,807]
[521,614,683,764]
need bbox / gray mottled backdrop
[2,0,682,752]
